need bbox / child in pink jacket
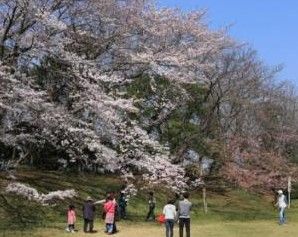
[66,205,76,233]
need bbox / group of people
[66,190,127,234]
[163,192,192,237]
[65,189,193,237]
[146,191,192,237]
[65,188,287,236]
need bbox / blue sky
[158,0,298,85]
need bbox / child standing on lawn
[66,205,76,233]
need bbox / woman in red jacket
[104,196,116,234]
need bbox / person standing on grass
[146,191,156,221]
[275,190,288,225]
[175,193,183,211]
[118,191,127,220]
[83,196,96,233]
[178,192,192,237]
[104,195,117,234]
[109,192,119,233]
[163,199,177,237]
[66,204,76,233]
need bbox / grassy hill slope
[0,168,298,236]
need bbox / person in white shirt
[275,190,287,225]
[163,199,177,237]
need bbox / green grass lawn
[1,169,297,237]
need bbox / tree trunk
[203,187,208,214]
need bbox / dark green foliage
[33,57,75,107]
[124,75,226,175]
[184,164,201,181]
[286,143,298,164]
[126,76,153,99]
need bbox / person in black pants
[178,192,192,237]
[83,196,96,233]
[118,191,127,220]
[146,191,156,221]
[179,218,190,237]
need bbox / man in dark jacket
[146,191,156,221]
[83,196,96,233]
[118,191,127,220]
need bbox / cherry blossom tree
[0,0,297,191]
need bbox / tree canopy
[1,0,297,190]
